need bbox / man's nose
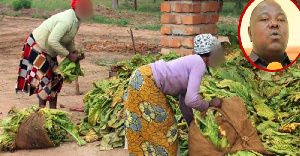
[269,19,279,28]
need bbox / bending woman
[16,0,93,109]
[124,34,225,155]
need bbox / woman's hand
[78,52,85,61]
[67,51,79,62]
[209,98,222,108]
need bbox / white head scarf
[194,34,221,55]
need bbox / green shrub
[21,0,32,9]
[218,25,237,36]
[13,13,20,17]
[114,19,128,27]
[12,0,32,11]
[1,11,10,16]
[42,15,49,19]
[218,24,239,46]
[12,0,22,11]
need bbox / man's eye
[261,18,269,21]
[278,19,285,22]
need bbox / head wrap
[71,0,77,8]
[71,0,92,9]
[194,34,221,55]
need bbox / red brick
[210,14,219,23]
[161,48,194,56]
[161,3,171,12]
[161,14,181,24]
[171,26,201,35]
[182,38,194,49]
[201,25,218,35]
[161,36,181,48]
[174,3,201,13]
[182,14,209,25]
[161,26,172,35]
[201,2,219,12]
[173,48,195,56]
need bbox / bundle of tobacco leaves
[0,106,86,152]
[80,50,299,156]
[56,50,84,83]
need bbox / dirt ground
[0,15,163,156]
[0,7,231,154]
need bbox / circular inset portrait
[239,0,300,71]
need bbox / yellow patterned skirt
[123,65,178,156]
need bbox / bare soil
[0,4,233,155]
[0,15,162,156]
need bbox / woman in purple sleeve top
[124,34,225,156]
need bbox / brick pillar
[161,0,219,55]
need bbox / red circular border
[238,0,300,72]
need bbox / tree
[218,0,223,13]
[112,0,118,9]
[133,0,137,11]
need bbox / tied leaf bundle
[194,110,230,150]
[56,50,84,83]
[0,106,86,151]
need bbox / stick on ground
[75,78,80,95]
[127,28,137,55]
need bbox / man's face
[248,0,289,60]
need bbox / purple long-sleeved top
[150,55,210,125]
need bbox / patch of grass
[31,13,40,18]
[42,15,49,19]
[31,0,69,10]
[218,24,237,36]
[218,24,239,46]
[0,0,69,11]
[92,15,129,27]
[134,24,162,31]
[13,13,20,17]
[1,11,10,16]
[220,2,248,18]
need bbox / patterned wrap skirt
[123,65,178,156]
[16,34,63,101]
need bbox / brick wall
[161,0,219,55]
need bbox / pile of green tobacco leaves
[79,52,183,150]
[0,106,86,152]
[56,50,84,83]
[197,51,300,155]
[80,51,299,155]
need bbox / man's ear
[248,26,252,42]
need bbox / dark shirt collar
[249,51,291,69]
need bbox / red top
[71,0,77,8]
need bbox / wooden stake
[75,77,80,95]
[133,0,137,11]
[127,28,137,55]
